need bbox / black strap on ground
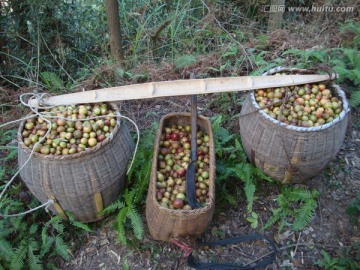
[187,234,279,269]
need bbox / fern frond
[292,198,318,230]
[348,70,360,86]
[40,72,64,91]
[54,236,70,260]
[0,221,14,238]
[263,208,282,230]
[122,256,130,270]
[278,218,289,233]
[254,168,273,182]
[29,224,39,235]
[27,241,42,270]
[10,240,27,270]
[343,48,360,68]
[282,49,303,57]
[234,139,247,162]
[330,59,346,68]
[277,193,290,209]
[126,205,144,240]
[66,212,92,232]
[286,187,313,201]
[222,193,236,206]
[44,215,63,234]
[10,216,25,230]
[0,239,14,258]
[132,161,152,205]
[40,236,55,257]
[124,190,136,207]
[98,200,125,216]
[115,207,128,245]
[230,163,254,181]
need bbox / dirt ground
[58,92,360,270]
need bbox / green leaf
[244,182,256,212]
[250,219,258,229]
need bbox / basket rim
[17,103,122,160]
[148,112,216,216]
[248,66,350,132]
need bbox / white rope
[0,92,140,217]
[0,94,54,217]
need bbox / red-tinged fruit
[173,198,184,209]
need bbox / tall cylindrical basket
[146,113,215,242]
[239,67,350,183]
[17,104,134,222]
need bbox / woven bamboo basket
[17,104,134,222]
[239,67,350,183]
[146,113,215,242]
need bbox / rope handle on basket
[0,92,140,218]
[186,234,279,270]
[264,65,337,84]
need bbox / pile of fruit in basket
[255,83,343,127]
[155,124,210,210]
[20,103,116,155]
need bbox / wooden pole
[29,74,336,107]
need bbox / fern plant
[210,115,272,228]
[0,130,92,270]
[329,48,360,107]
[0,211,85,270]
[263,187,319,232]
[315,247,359,270]
[100,124,156,245]
[339,20,360,49]
[39,72,65,93]
[282,48,329,68]
[282,47,360,107]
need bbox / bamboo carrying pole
[29,74,336,107]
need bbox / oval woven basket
[17,104,134,222]
[146,113,215,242]
[238,67,350,183]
